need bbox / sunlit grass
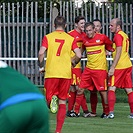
[49,103,133,133]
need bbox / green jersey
[0,62,42,104]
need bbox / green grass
[49,103,133,133]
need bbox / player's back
[45,30,75,79]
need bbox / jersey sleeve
[114,34,123,47]
[104,34,114,52]
[68,31,73,36]
[41,36,48,48]
[72,39,79,50]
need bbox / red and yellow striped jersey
[83,33,112,70]
[112,30,132,69]
[41,30,78,78]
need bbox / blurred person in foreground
[38,15,81,133]
[0,61,49,133]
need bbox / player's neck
[75,28,82,33]
[56,27,65,31]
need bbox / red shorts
[108,67,132,88]
[44,78,71,104]
[79,67,107,91]
[71,68,82,85]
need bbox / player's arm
[108,46,122,76]
[38,36,48,73]
[71,39,82,67]
[38,46,46,73]
[104,35,114,52]
[71,48,81,67]
[108,34,123,76]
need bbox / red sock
[81,93,89,112]
[100,93,109,115]
[55,104,66,133]
[103,103,109,115]
[108,90,116,112]
[74,94,84,114]
[68,91,76,111]
[90,92,98,114]
[128,92,133,114]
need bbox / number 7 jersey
[41,30,78,79]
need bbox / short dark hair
[93,18,102,24]
[54,15,66,29]
[75,16,85,24]
[85,22,95,29]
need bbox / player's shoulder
[44,32,53,38]
[114,31,125,41]
[68,29,77,36]
[117,30,128,38]
[97,33,110,38]
[96,33,105,36]
[68,29,75,33]
[95,33,105,38]
[117,30,124,34]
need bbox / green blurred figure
[0,61,49,133]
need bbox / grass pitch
[49,103,133,133]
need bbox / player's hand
[71,59,76,68]
[71,56,76,68]
[106,50,112,56]
[39,67,45,74]
[108,66,115,76]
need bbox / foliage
[108,0,133,3]
[0,0,71,3]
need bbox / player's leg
[107,67,133,119]
[125,88,133,118]
[91,69,108,118]
[90,90,98,116]
[45,78,59,113]
[107,86,116,119]
[73,68,91,116]
[55,99,66,133]
[99,92,109,118]
[99,90,109,118]
[73,88,85,116]
[55,79,71,133]
[81,92,91,117]
[67,85,77,117]
[67,68,81,117]
[124,67,133,118]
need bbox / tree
[108,0,133,3]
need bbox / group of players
[38,15,133,133]
[67,16,113,118]
[67,16,133,120]
[1,15,132,133]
